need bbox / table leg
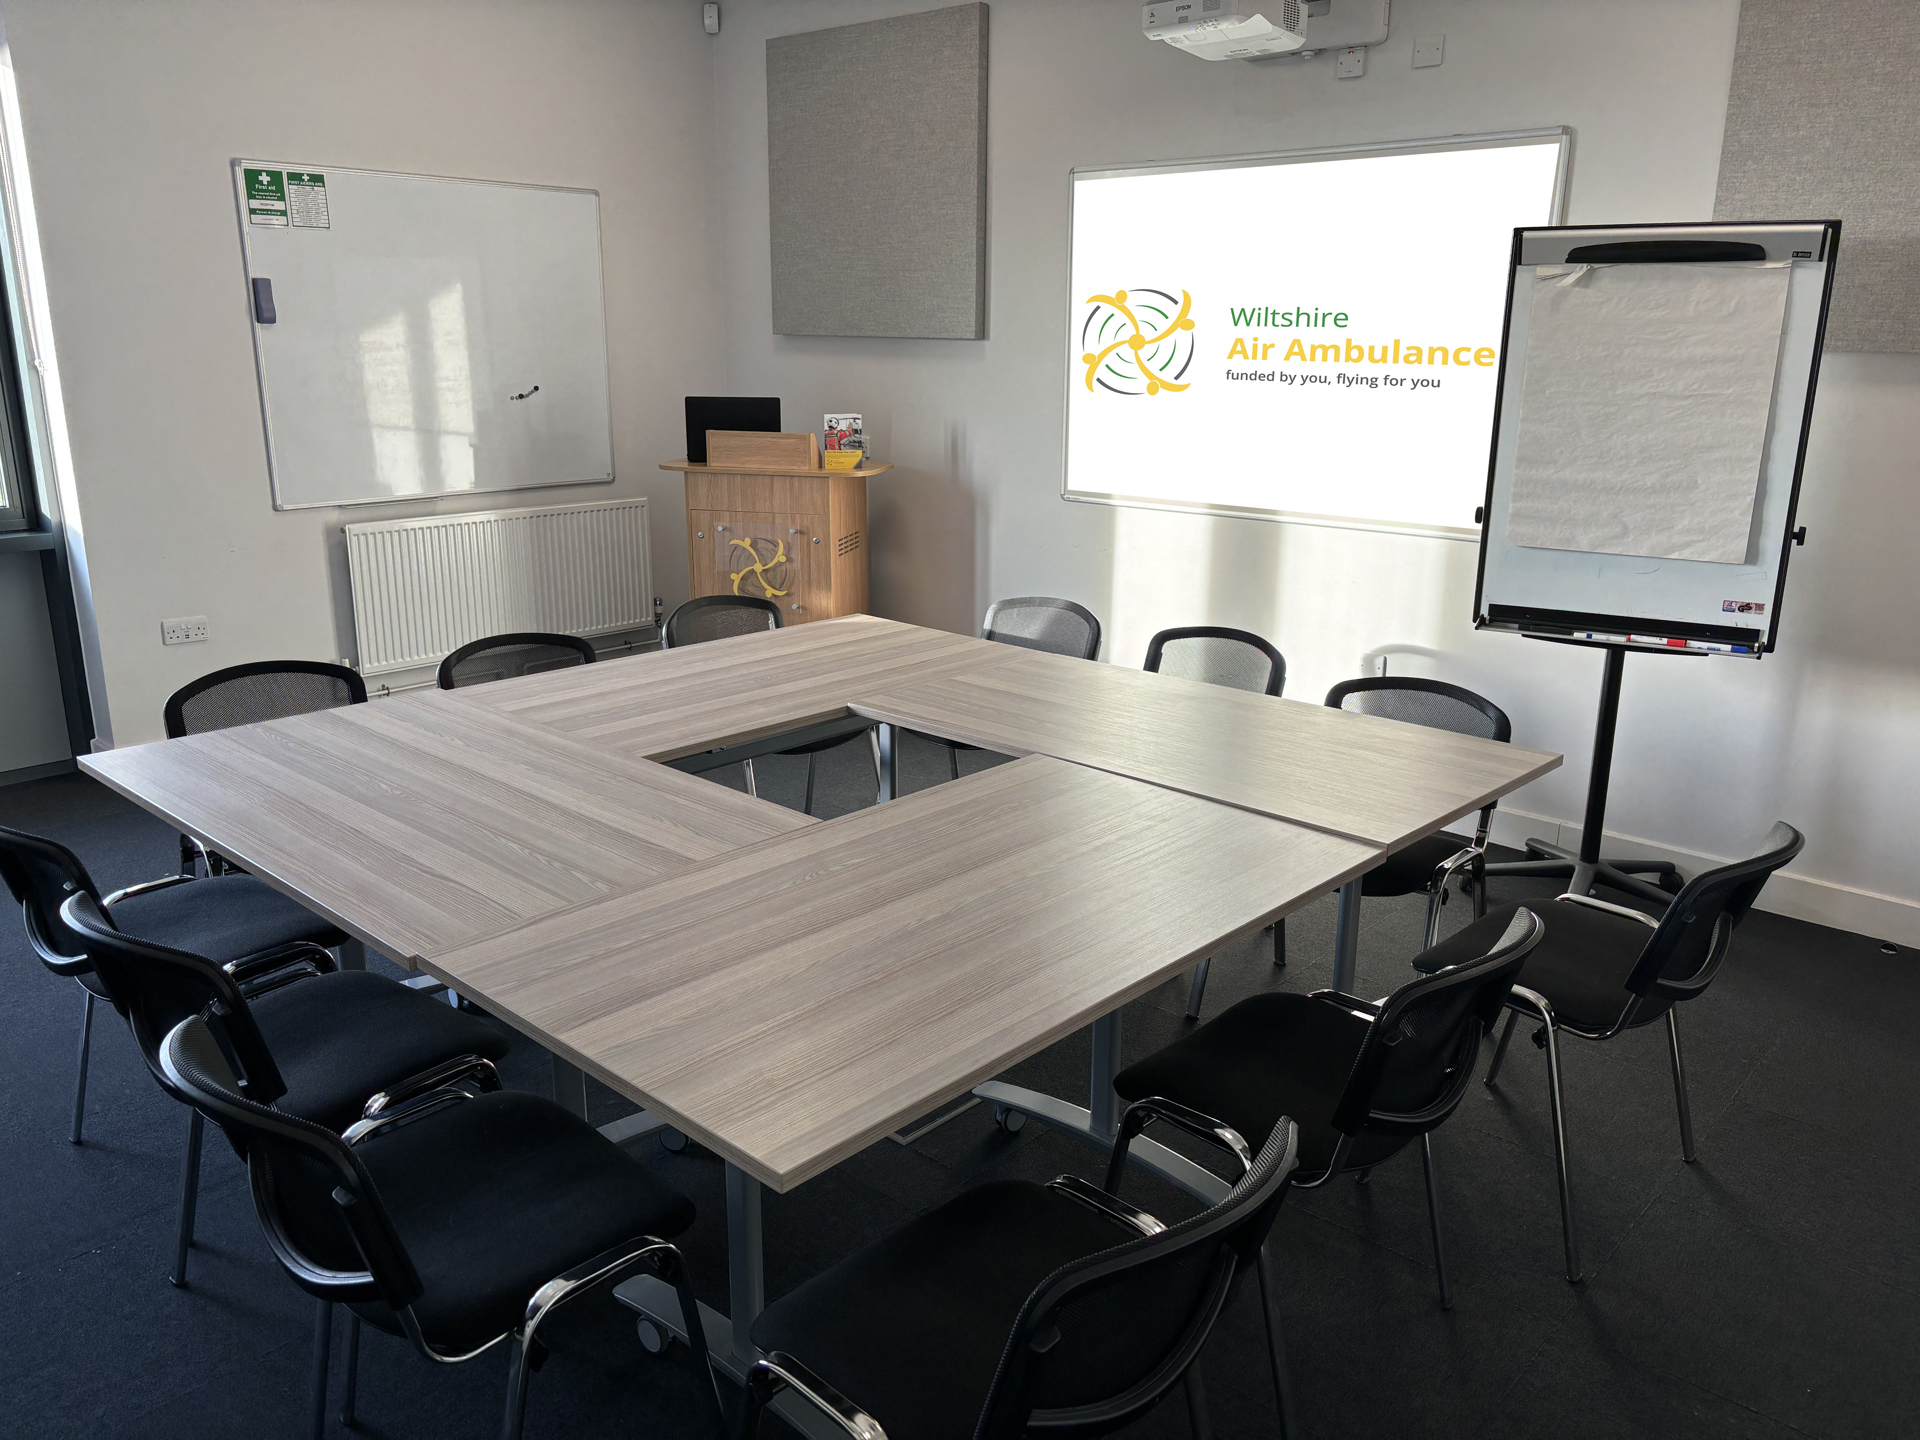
[614,1159,859,1435]
[972,1003,1234,1207]
[877,723,899,803]
[725,1164,765,1369]
[1090,1010,1122,1144]
[338,939,367,972]
[552,1057,589,1119]
[1332,879,1363,995]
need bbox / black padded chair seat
[351,1091,696,1355]
[1361,832,1470,898]
[110,875,345,961]
[749,1179,1140,1440]
[1412,900,1658,1033]
[1114,991,1372,1177]
[251,971,510,1133]
[1120,906,1531,1178]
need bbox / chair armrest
[1310,989,1384,1020]
[100,874,197,907]
[361,1055,501,1119]
[21,900,92,977]
[1046,1174,1166,1237]
[1503,983,1556,1022]
[226,941,339,998]
[1103,1095,1254,1193]
[342,1085,477,1145]
[522,1236,679,1342]
[1554,892,1660,928]
[1431,842,1486,892]
[748,1354,890,1440]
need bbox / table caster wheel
[993,1104,1027,1133]
[659,1128,688,1153]
[636,1317,669,1354]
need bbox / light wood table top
[451,613,1009,763]
[848,646,1561,852]
[424,755,1381,1191]
[81,693,814,964]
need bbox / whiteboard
[233,162,614,510]
[1474,222,1840,654]
[1061,130,1568,538]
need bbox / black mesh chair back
[981,597,1102,661]
[1332,907,1542,1140]
[973,1117,1300,1437]
[59,892,291,1107]
[1326,675,1511,742]
[164,660,367,738]
[1624,821,1803,1004]
[436,631,596,689]
[160,1014,413,1309]
[1143,626,1285,696]
[663,594,782,648]
[0,823,99,970]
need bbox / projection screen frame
[1060,127,1573,541]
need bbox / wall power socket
[161,615,209,645]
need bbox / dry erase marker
[1683,640,1751,654]
[1573,631,1630,643]
[1629,635,1690,648]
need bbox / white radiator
[344,498,651,676]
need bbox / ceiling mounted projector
[1142,1,1307,61]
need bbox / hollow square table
[79,615,1558,1435]
[421,754,1383,1395]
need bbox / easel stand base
[1483,837,1679,907]
[1481,642,1689,908]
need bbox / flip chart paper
[1506,262,1792,564]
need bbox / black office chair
[436,631,596,689]
[159,1013,723,1440]
[741,1113,1301,1440]
[1144,626,1289,1018]
[58,891,510,1288]
[0,822,346,1145]
[1417,821,1804,1283]
[1116,906,1543,1311]
[918,597,1104,782]
[163,660,368,875]
[663,595,881,811]
[1328,675,1513,945]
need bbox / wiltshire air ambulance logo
[1080,288,1196,396]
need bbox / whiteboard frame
[1472,220,1841,656]
[1058,127,1573,540]
[232,160,616,512]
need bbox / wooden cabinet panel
[687,509,829,619]
[771,513,829,622]
[676,462,878,624]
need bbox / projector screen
[1063,131,1568,537]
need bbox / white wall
[8,0,1915,939]
[1,0,722,745]
[707,0,1920,942]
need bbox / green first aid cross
[247,168,288,225]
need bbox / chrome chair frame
[1482,821,1802,1284]
[160,1020,720,1440]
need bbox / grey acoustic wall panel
[767,3,988,339]
[1714,0,1920,353]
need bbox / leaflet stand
[1472,220,1839,901]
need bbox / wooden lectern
[662,430,891,624]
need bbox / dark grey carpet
[2,730,1913,1438]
